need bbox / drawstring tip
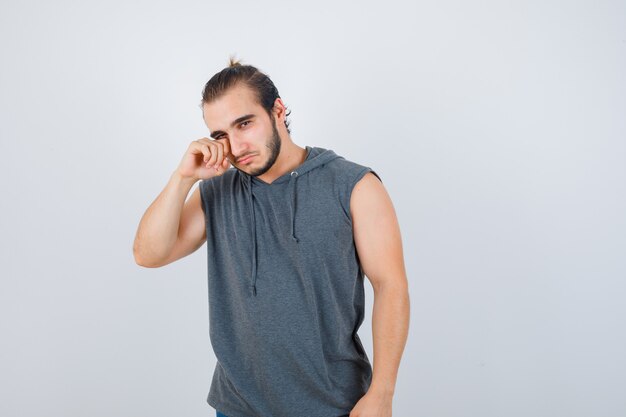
[292,236,299,243]
[252,285,257,296]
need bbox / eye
[240,120,251,127]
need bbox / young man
[133,58,410,417]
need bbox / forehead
[202,84,262,128]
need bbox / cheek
[243,125,260,140]
[250,126,271,143]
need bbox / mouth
[237,154,255,164]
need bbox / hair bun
[228,54,242,67]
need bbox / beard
[239,114,281,177]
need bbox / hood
[239,146,342,296]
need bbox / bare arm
[133,171,205,267]
[133,138,231,268]
[351,172,410,398]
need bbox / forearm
[133,170,197,266]
[368,280,410,395]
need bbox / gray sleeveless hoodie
[199,145,382,417]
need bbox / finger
[222,139,232,159]
[196,137,212,148]
[206,143,218,167]
[215,138,232,161]
[200,143,210,163]
[213,143,223,169]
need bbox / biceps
[351,173,406,289]
[160,187,207,266]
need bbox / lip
[237,155,255,164]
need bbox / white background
[1,0,625,416]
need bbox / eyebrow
[210,114,256,139]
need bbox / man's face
[202,83,282,177]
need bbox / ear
[272,97,286,121]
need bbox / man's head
[200,57,291,177]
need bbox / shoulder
[325,156,383,187]
[321,156,383,222]
[352,171,384,198]
[350,170,392,229]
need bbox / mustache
[235,153,256,163]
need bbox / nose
[226,135,250,162]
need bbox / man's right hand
[177,138,232,181]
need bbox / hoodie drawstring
[246,176,258,297]
[243,147,341,298]
[288,171,299,243]
[246,171,300,297]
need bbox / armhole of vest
[345,167,382,224]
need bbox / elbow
[133,249,150,268]
[133,241,163,268]
[134,254,156,268]
[134,253,163,268]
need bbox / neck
[257,141,307,184]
